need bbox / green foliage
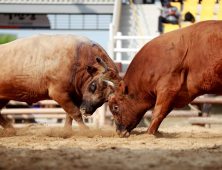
[0,34,17,45]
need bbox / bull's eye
[89,80,97,93]
[114,105,119,112]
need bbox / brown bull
[109,21,222,137]
[0,34,121,132]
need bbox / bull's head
[108,81,153,137]
[80,57,121,117]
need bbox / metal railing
[48,14,112,30]
[112,32,157,64]
[108,0,122,59]
[0,0,115,4]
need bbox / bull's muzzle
[115,122,130,138]
[117,129,130,138]
[80,101,95,117]
[80,106,93,118]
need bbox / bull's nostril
[80,108,86,115]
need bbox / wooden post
[92,109,99,129]
[97,104,105,128]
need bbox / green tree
[0,34,17,45]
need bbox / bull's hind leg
[0,100,15,131]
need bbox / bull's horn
[96,57,109,73]
[103,80,116,92]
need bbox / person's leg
[202,94,216,128]
[160,0,164,7]
[169,20,179,25]
[158,16,166,33]
[0,100,16,134]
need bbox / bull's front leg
[146,73,184,136]
[60,101,89,131]
[49,91,89,131]
[146,102,173,136]
[146,89,180,136]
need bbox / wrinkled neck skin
[125,86,155,131]
[122,73,156,131]
[74,68,92,97]
[69,66,92,108]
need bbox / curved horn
[103,80,116,93]
[96,57,109,73]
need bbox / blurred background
[0,0,222,128]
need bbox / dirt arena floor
[0,117,222,170]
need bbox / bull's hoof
[154,131,163,138]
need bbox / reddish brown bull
[109,21,222,137]
[0,34,121,132]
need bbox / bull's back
[0,34,88,101]
[154,21,222,96]
[124,22,191,89]
[125,21,222,102]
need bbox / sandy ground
[0,118,222,170]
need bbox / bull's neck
[123,70,156,112]
[73,68,92,97]
[123,47,157,108]
[126,83,155,112]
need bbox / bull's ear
[86,65,98,76]
[117,81,128,95]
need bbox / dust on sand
[0,123,222,170]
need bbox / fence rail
[189,117,222,124]
[3,97,222,128]
[3,100,105,128]
[114,35,157,40]
[106,110,200,118]
[191,97,222,104]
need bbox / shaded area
[0,146,222,170]
[0,126,222,169]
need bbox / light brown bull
[0,34,121,132]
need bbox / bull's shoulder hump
[0,34,92,49]
[19,34,90,44]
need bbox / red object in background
[115,62,125,78]
[0,26,19,29]
[115,62,122,72]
